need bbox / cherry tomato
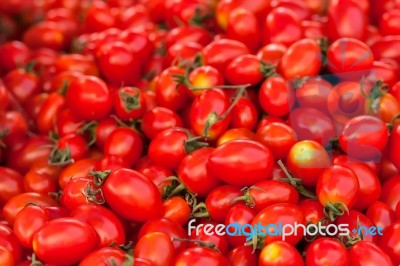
[205,185,242,223]
[380,175,400,211]
[224,204,257,247]
[0,167,24,206]
[228,246,257,266]
[79,247,126,266]
[141,107,183,139]
[113,87,146,121]
[366,201,397,230]
[306,237,350,266]
[175,247,230,266]
[163,196,191,226]
[0,41,30,74]
[259,241,304,266]
[349,241,394,266]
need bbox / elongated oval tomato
[79,247,126,266]
[175,247,230,266]
[349,241,394,266]
[33,218,97,265]
[306,238,350,266]
[102,168,163,222]
[208,140,274,186]
[134,232,175,266]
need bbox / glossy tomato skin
[134,232,175,266]
[208,140,274,186]
[70,205,125,247]
[189,221,230,255]
[366,201,397,230]
[380,175,400,211]
[175,247,230,266]
[298,199,325,225]
[371,36,400,64]
[286,140,331,187]
[163,196,191,226]
[379,221,400,264]
[231,97,258,130]
[0,167,24,206]
[103,127,143,167]
[178,147,221,197]
[0,224,23,264]
[102,168,163,222]
[295,77,332,115]
[228,246,257,266]
[306,237,350,266]
[252,203,305,245]
[13,204,50,248]
[3,68,40,104]
[279,39,321,79]
[225,54,264,86]
[0,41,30,73]
[190,89,231,141]
[148,128,188,171]
[339,115,389,160]
[113,87,146,121]
[389,125,400,170]
[259,241,304,266]
[349,241,394,266]
[60,177,96,211]
[217,128,256,146]
[65,75,112,121]
[36,92,65,134]
[140,107,182,139]
[317,165,360,211]
[259,76,295,117]
[380,10,400,36]
[58,158,97,189]
[336,210,377,244]
[79,247,126,266]
[224,204,257,247]
[33,218,97,265]
[205,185,243,223]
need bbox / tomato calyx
[90,169,112,186]
[362,79,387,114]
[292,77,309,89]
[188,193,209,218]
[230,186,266,208]
[319,37,329,65]
[323,201,349,222]
[119,87,142,112]
[172,237,219,251]
[82,182,105,205]
[29,253,44,266]
[77,120,98,146]
[189,7,213,27]
[48,146,74,166]
[109,240,133,251]
[339,217,364,248]
[184,136,209,154]
[276,160,317,200]
[162,176,188,199]
[245,234,265,253]
[259,61,276,78]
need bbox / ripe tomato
[366,201,397,230]
[225,55,267,86]
[33,218,97,265]
[187,65,224,97]
[378,220,400,264]
[349,241,394,266]
[50,133,89,165]
[217,128,256,146]
[256,43,287,66]
[317,166,360,219]
[103,127,143,167]
[178,147,221,197]
[252,203,305,245]
[175,247,230,266]
[140,107,182,139]
[279,39,321,79]
[371,35,400,63]
[101,168,163,222]
[208,140,274,186]
[380,10,400,36]
[0,167,24,206]
[13,204,50,248]
[259,76,295,117]
[205,185,243,222]
[286,140,331,187]
[60,177,98,210]
[339,115,389,160]
[228,246,257,266]
[224,204,257,247]
[36,92,65,134]
[22,22,67,51]
[298,199,325,225]
[65,75,112,121]
[3,67,40,104]
[189,220,230,254]
[23,169,58,195]
[163,196,191,226]
[259,241,304,266]
[79,247,126,266]
[336,210,378,244]
[306,238,350,266]
[113,87,146,121]
[0,224,23,264]
[230,97,258,130]
[380,175,400,211]
[0,41,30,74]
[58,158,97,189]
[389,125,400,170]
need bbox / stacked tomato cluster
[1,0,400,265]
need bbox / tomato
[60,177,98,210]
[24,169,58,195]
[163,196,191,226]
[327,38,374,78]
[333,156,381,210]
[101,168,163,222]
[3,68,40,104]
[178,147,221,197]
[165,26,211,48]
[33,218,97,265]
[259,76,295,117]
[286,140,331,187]
[155,66,189,112]
[71,205,125,247]
[189,220,230,254]
[103,127,143,166]
[79,247,126,266]
[339,115,389,160]
[349,241,394,266]
[138,217,188,252]
[226,8,261,53]
[205,185,242,222]
[228,246,257,266]
[22,22,67,51]
[187,65,224,97]
[113,87,146,121]
[264,7,303,47]
[256,43,287,66]
[298,199,325,225]
[380,10,400,36]
[327,0,367,41]
[317,166,360,219]
[224,204,257,247]
[0,167,24,206]
[0,111,29,147]
[208,140,274,186]
[279,39,321,79]
[36,92,65,134]
[175,247,230,266]
[366,201,397,230]
[0,224,23,264]
[259,241,304,266]
[217,128,256,146]
[377,92,400,123]
[252,203,305,246]
[3,192,58,225]
[306,237,349,266]
[140,107,182,139]
[336,210,378,244]
[389,125,400,170]
[65,75,112,121]
[53,54,99,76]
[83,1,115,33]
[288,107,335,146]
[0,41,30,74]
[166,42,204,67]
[13,204,50,248]
[225,55,268,86]
[380,175,400,211]
[202,39,249,73]
[371,35,400,63]
[121,29,154,63]
[58,158,97,189]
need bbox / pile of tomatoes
[1,0,400,265]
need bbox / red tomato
[189,220,230,255]
[58,158,97,189]
[163,196,191,226]
[79,247,126,266]
[134,232,175,266]
[279,39,321,79]
[371,35,400,64]
[113,86,146,121]
[224,204,257,247]
[349,241,394,266]
[3,68,40,104]
[217,128,256,146]
[0,41,30,73]
[60,177,98,210]
[187,65,224,97]
[0,224,23,264]
[208,140,274,186]
[65,75,112,121]
[306,238,350,266]
[225,55,267,86]
[175,247,230,266]
[33,218,97,265]
[140,107,182,139]
[366,201,397,230]
[259,241,304,266]
[380,175,400,211]
[389,125,400,170]
[101,168,163,222]
[22,22,67,51]
[380,10,400,36]
[228,246,257,266]
[205,185,243,222]
[256,43,287,66]
[298,199,325,225]
[0,167,24,206]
